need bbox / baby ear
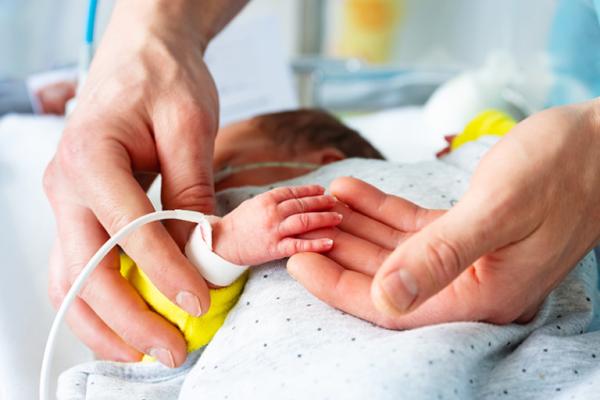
[307,147,345,165]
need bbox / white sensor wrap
[185,216,249,287]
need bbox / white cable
[39,209,207,400]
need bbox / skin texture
[211,185,342,267]
[43,0,600,369]
[44,0,248,367]
[288,101,600,328]
[212,118,344,191]
[35,81,76,115]
[45,84,344,366]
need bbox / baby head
[214,109,384,191]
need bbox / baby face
[213,119,324,192]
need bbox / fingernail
[176,291,202,317]
[380,269,418,312]
[148,347,175,368]
[323,239,334,247]
[335,213,343,221]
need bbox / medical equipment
[66,0,98,114]
[423,52,551,135]
[293,57,455,112]
[214,162,321,184]
[186,216,249,287]
[39,209,235,400]
[79,0,98,89]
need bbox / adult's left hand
[288,101,600,327]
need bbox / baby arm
[210,185,342,266]
[119,184,340,360]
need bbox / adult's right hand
[44,0,245,367]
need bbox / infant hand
[35,80,76,115]
[211,185,342,266]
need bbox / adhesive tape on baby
[185,217,249,287]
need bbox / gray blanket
[57,139,600,400]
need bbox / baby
[122,109,384,361]
[212,108,384,191]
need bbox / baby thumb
[371,199,506,317]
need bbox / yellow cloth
[120,253,247,361]
[451,109,516,151]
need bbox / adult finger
[66,299,142,361]
[288,253,389,325]
[370,191,522,317]
[266,185,326,203]
[330,177,443,232]
[287,253,472,329]
[154,100,218,247]
[59,136,211,318]
[329,202,402,250]
[277,238,334,257]
[53,205,189,366]
[48,241,141,361]
[278,212,343,237]
[278,195,336,217]
[299,228,390,276]
[78,260,188,367]
[330,200,441,251]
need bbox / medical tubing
[39,209,207,400]
[86,0,99,45]
[77,0,99,95]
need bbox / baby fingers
[266,185,325,203]
[278,195,336,217]
[276,237,334,257]
[278,212,343,237]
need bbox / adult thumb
[155,102,218,248]
[371,195,513,317]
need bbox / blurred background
[2,0,580,119]
[0,0,556,77]
[5,0,593,118]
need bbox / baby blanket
[58,139,600,400]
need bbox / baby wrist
[209,217,242,265]
[185,215,249,287]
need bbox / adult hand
[289,101,600,327]
[44,0,246,367]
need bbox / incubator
[19,1,598,399]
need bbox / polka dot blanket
[58,138,600,400]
